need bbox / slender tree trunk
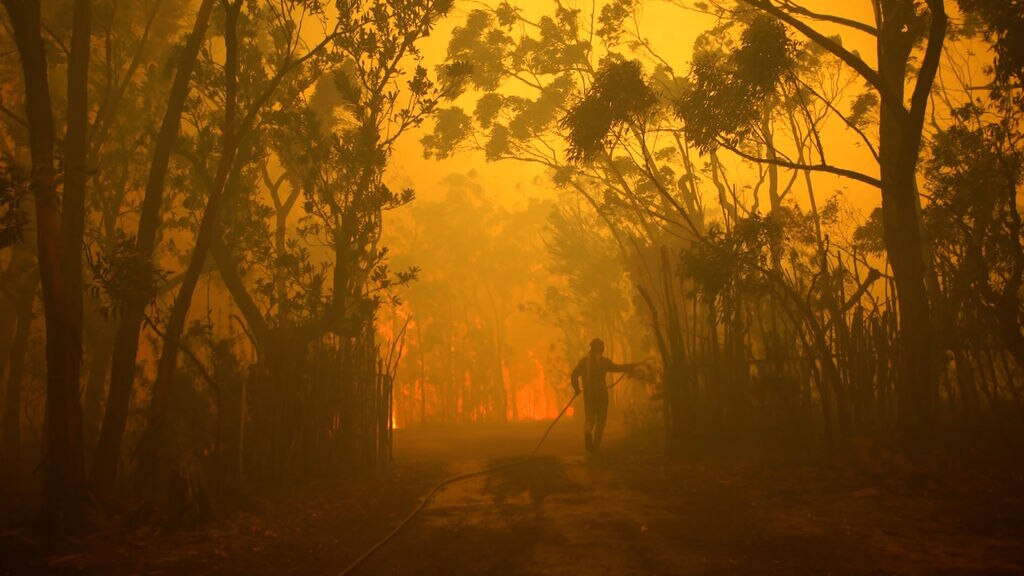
[81,323,114,450]
[63,0,92,480]
[1,193,39,478]
[417,322,426,425]
[135,0,243,488]
[2,0,88,535]
[0,299,16,401]
[2,289,34,473]
[63,0,90,395]
[90,0,215,497]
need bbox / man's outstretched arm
[607,360,640,374]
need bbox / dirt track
[361,421,1024,575]
[2,417,1023,575]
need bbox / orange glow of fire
[390,349,579,424]
[508,355,567,421]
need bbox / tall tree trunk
[63,0,90,396]
[90,0,215,498]
[81,322,113,451]
[876,0,947,442]
[741,0,948,444]
[135,0,243,488]
[135,0,335,483]
[62,0,92,485]
[2,288,35,473]
[1,0,88,535]
[417,322,426,425]
[1,191,40,478]
[0,299,17,406]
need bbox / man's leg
[583,396,595,453]
[593,392,608,451]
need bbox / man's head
[589,338,605,356]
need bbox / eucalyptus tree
[0,50,32,462]
[0,0,190,503]
[1,0,94,533]
[306,0,458,332]
[90,0,217,498]
[73,0,192,459]
[427,1,705,243]
[198,0,458,474]
[425,0,909,447]
[674,12,895,442]
[921,94,1024,409]
[544,197,636,366]
[430,2,795,443]
[132,0,344,491]
[702,0,950,441]
[957,0,1024,88]
[0,167,33,472]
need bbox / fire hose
[337,372,630,576]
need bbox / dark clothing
[571,354,630,452]
[583,386,608,453]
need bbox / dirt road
[358,421,1024,575]
[3,418,1023,575]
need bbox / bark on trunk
[2,289,34,472]
[876,0,947,442]
[0,195,39,477]
[81,322,113,451]
[62,0,92,483]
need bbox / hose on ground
[336,389,582,576]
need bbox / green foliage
[923,101,1024,298]
[676,15,797,153]
[447,9,511,91]
[0,165,28,249]
[87,232,169,318]
[734,15,795,94]
[425,0,602,166]
[510,75,575,139]
[474,93,504,128]
[546,201,628,311]
[853,208,887,256]
[957,0,1024,86]
[421,107,472,159]
[485,124,511,160]
[680,215,777,307]
[597,0,637,44]
[561,59,657,163]
[849,92,879,130]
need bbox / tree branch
[795,77,880,162]
[719,139,882,188]
[738,0,905,120]
[777,0,877,36]
[908,0,947,136]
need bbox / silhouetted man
[571,338,637,454]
